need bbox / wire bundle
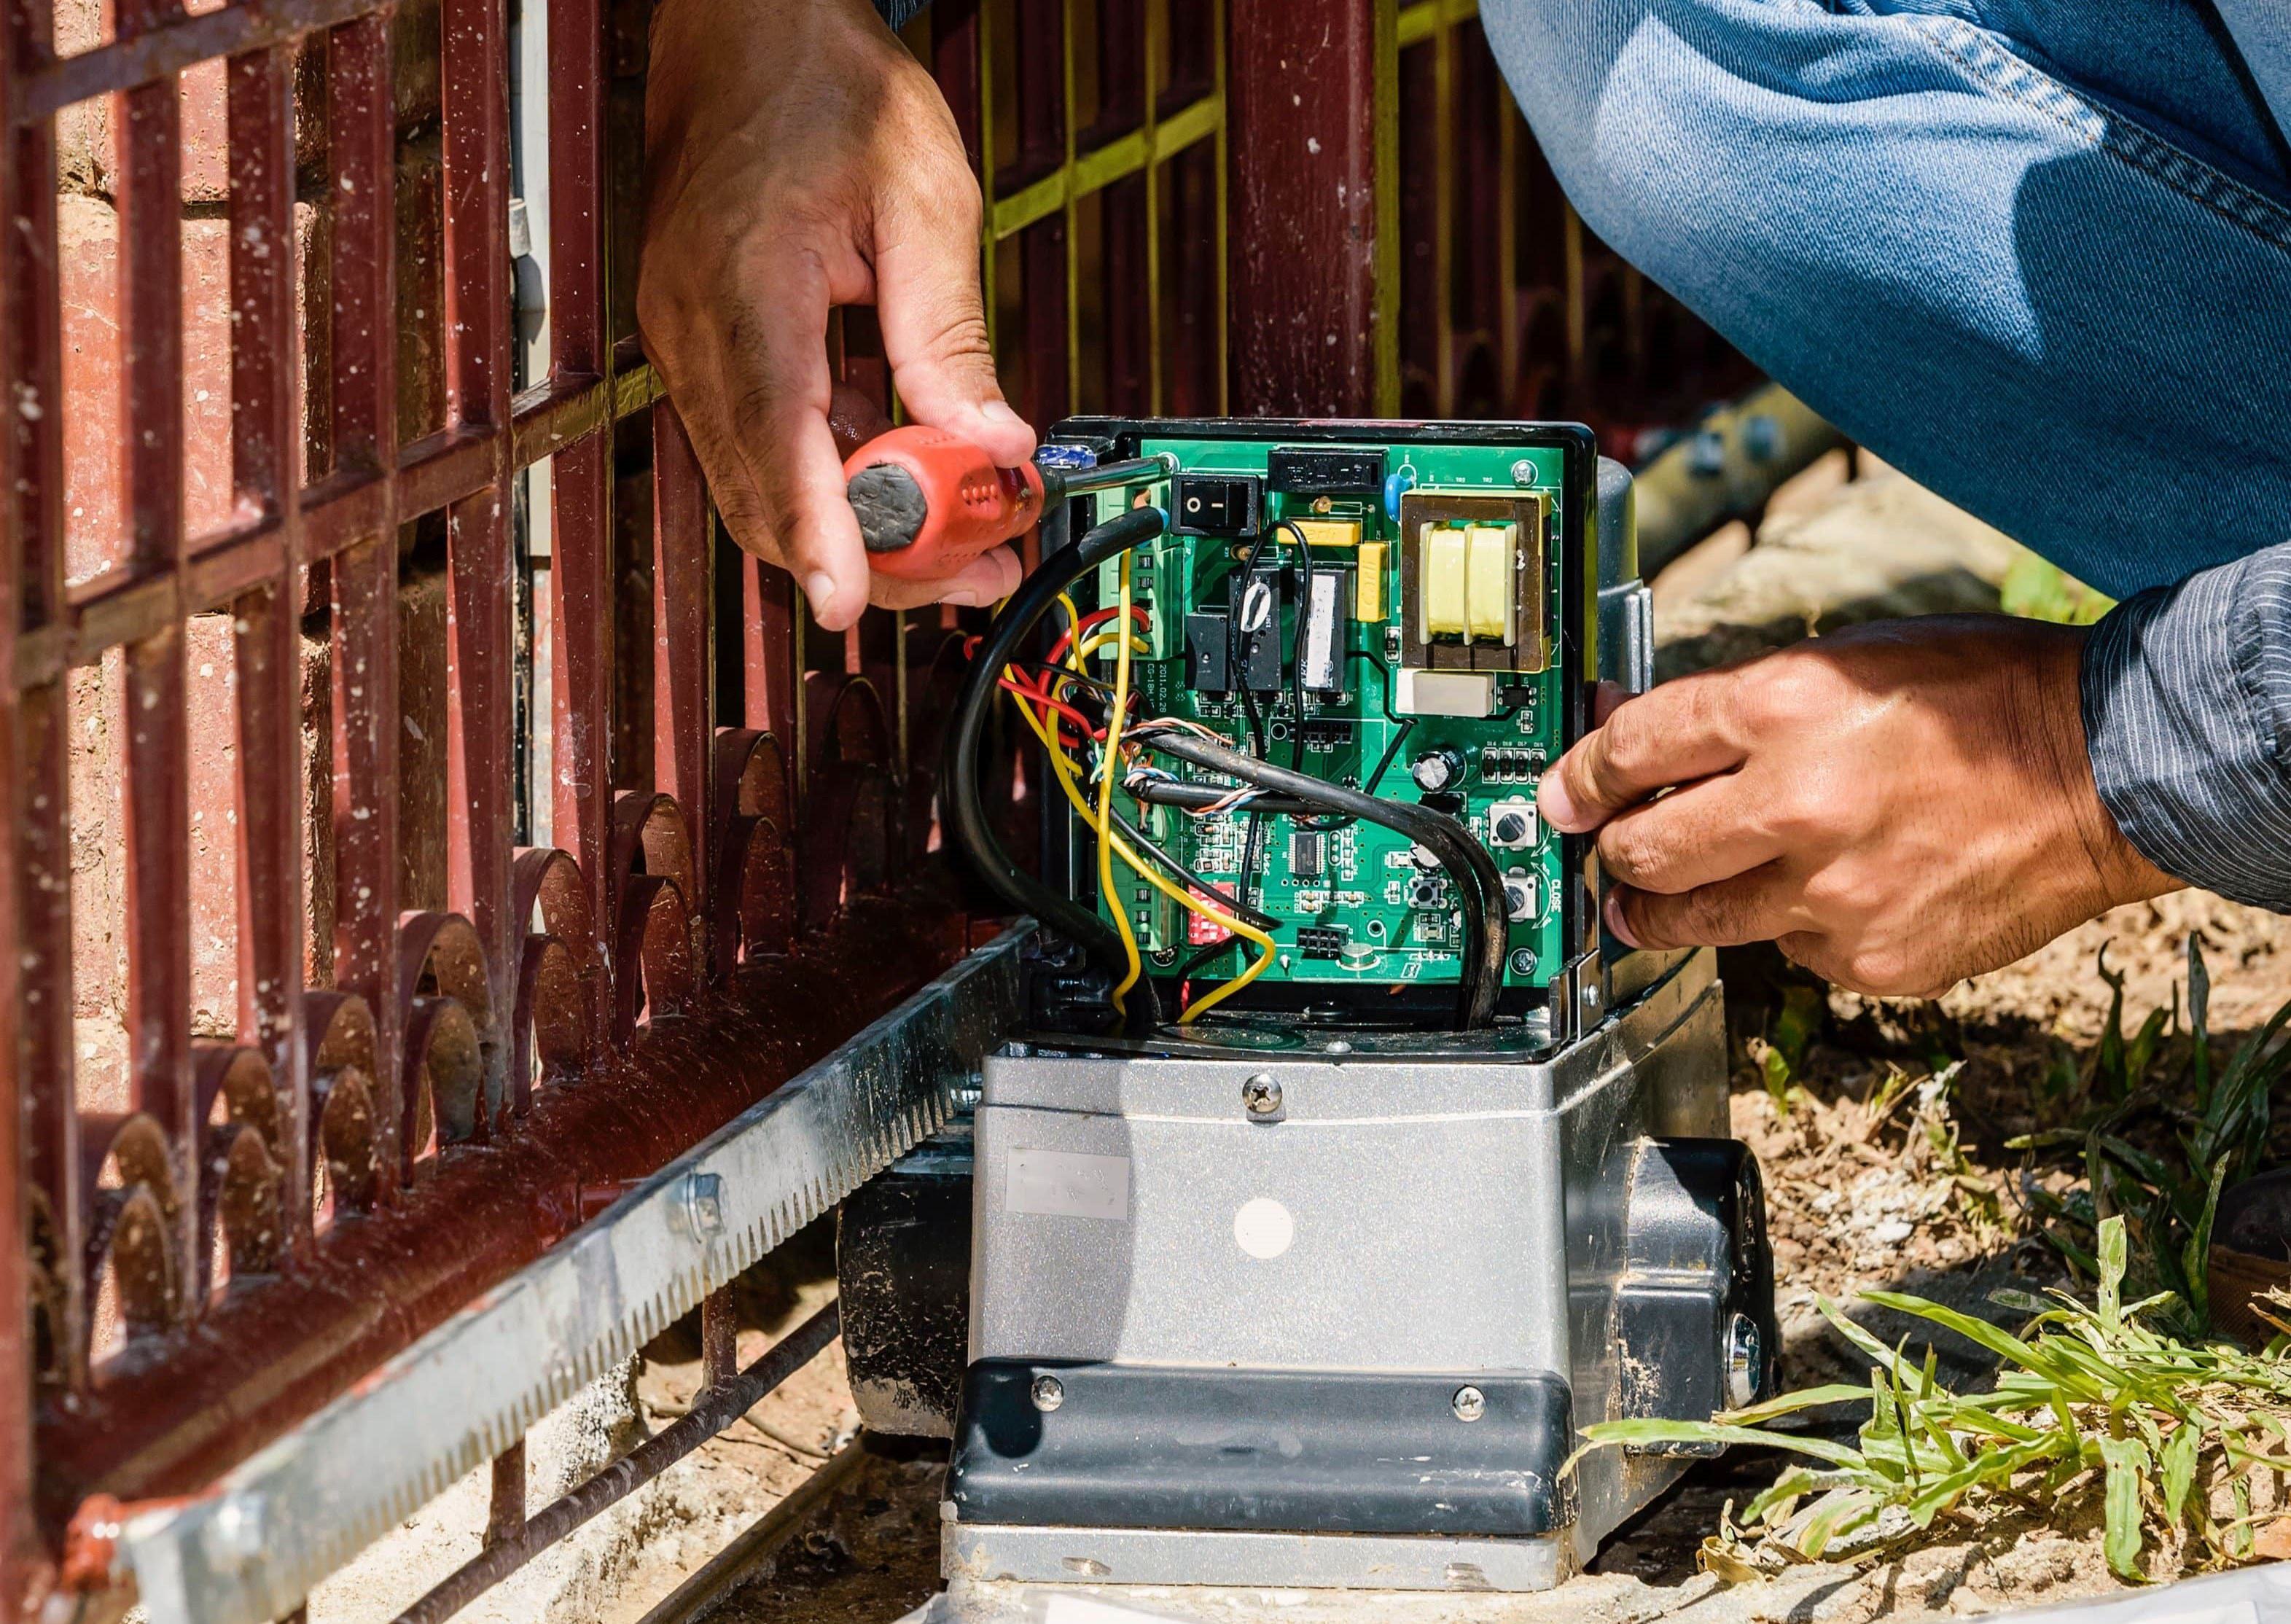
[944,501,1507,1033]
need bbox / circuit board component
[1043,419,1593,1007]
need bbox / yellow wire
[1076,629,1151,662]
[1017,574,1275,1023]
[1096,558,1143,1015]
[1001,688,1276,1023]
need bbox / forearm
[2083,544,2291,911]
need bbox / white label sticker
[1233,1197,1295,1259]
[1006,1148,1131,1221]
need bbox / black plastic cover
[836,1123,975,1437]
[1185,610,1231,694]
[1612,1138,1778,1456]
[949,1361,1576,1537]
[1268,445,1386,496]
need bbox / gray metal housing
[947,944,1742,1591]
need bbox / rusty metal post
[549,0,619,1057]
[7,0,84,1421]
[0,0,31,1605]
[483,1442,526,1553]
[114,0,197,1300]
[442,0,519,1105]
[700,1287,736,1391]
[326,12,405,1189]
[652,404,712,974]
[226,40,311,1251]
[1225,0,1397,415]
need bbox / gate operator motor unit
[835,418,1778,1595]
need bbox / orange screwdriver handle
[843,425,1047,580]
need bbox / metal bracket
[115,926,1034,1624]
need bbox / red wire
[999,671,1098,740]
[1047,603,1148,667]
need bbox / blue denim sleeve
[1475,1,2291,606]
[2082,546,2291,911]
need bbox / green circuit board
[1074,432,1576,993]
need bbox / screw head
[1725,1314,1763,1410]
[1031,1374,1065,1413]
[1324,1039,1353,1055]
[1508,948,1538,977]
[1509,458,1537,484]
[1451,1385,1487,1422]
[1242,1074,1283,1116]
[1582,983,1601,1010]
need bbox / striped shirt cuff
[2081,546,2291,911]
[876,0,929,28]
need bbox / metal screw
[671,1170,725,1241]
[1508,948,1537,977]
[1451,1386,1487,1423]
[1725,1315,1763,1409]
[1324,1039,1353,1055]
[1508,458,1536,484]
[1242,1074,1283,1116]
[202,1493,269,1572]
[1031,1374,1065,1413]
[1582,983,1601,1010]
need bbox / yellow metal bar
[994,168,1070,241]
[1150,92,1221,164]
[1070,129,1147,202]
[985,91,1221,243]
[1397,0,1476,50]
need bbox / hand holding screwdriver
[843,426,1176,579]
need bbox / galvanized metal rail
[106,925,1030,1624]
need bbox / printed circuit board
[1053,419,1596,1003]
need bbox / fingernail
[1604,890,1641,948]
[803,571,838,617]
[939,587,983,608]
[1539,774,1585,832]
[977,400,1024,428]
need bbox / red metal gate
[0,0,1750,1612]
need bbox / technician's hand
[639,0,1031,631]
[1538,617,2179,998]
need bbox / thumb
[873,190,1036,468]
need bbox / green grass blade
[1857,1290,2093,1394]
[2098,1434,2150,1580]
[1577,1418,1868,1472]
[2161,1421,2200,1529]
[1721,1383,1876,1426]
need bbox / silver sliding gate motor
[837,425,1779,1594]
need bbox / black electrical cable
[1362,715,1414,798]
[1104,805,1277,932]
[1126,779,1318,816]
[1131,723,1508,1028]
[945,504,1171,1012]
[1290,656,1412,832]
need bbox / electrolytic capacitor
[1410,748,1466,794]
